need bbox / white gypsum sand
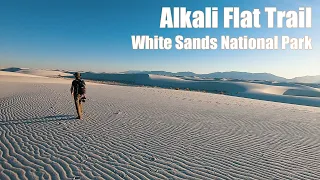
[15,69,73,77]
[68,73,320,107]
[0,72,320,179]
[0,68,73,78]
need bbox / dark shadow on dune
[283,89,320,98]
[65,72,150,85]
[237,93,320,107]
[303,83,320,88]
[0,115,76,126]
[1,67,23,72]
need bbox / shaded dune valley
[0,71,320,180]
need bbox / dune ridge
[60,72,320,107]
[15,69,72,77]
[1,74,320,179]
[1,68,72,78]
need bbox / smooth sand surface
[15,69,73,77]
[0,71,99,85]
[147,75,320,97]
[134,75,320,107]
[0,71,46,78]
[1,73,320,179]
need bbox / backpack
[75,79,86,95]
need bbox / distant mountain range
[290,75,320,84]
[123,70,320,84]
[1,67,320,84]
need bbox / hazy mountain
[290,75,320,84]
[199,72,287,82]
[175,72,197,77]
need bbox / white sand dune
[1,68,72,78]
[82,73,319,107]
[148,75,320,97]
[0,71,100,86]
[16,69,73,77]
[0,71,46,78]
[1,73,320,179]
[2,70,319,107]
[147,75,320,106]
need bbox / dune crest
[1,67,72,78]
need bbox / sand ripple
[0,81,320,180]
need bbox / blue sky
[0,0,319,78]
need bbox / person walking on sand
[70,72,86,119]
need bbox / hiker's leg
[74,96,81,118]
[78,95,83,118]
[79,99,83,115]
[74,98,79,117]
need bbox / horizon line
[1,65,319,80]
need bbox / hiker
[70,72,86,119]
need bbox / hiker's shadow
[0,115,76,126]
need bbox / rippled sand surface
[1,75,320,180]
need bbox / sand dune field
[61,72,320,107]
[0,72,320,179]
[1,68,72,78]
